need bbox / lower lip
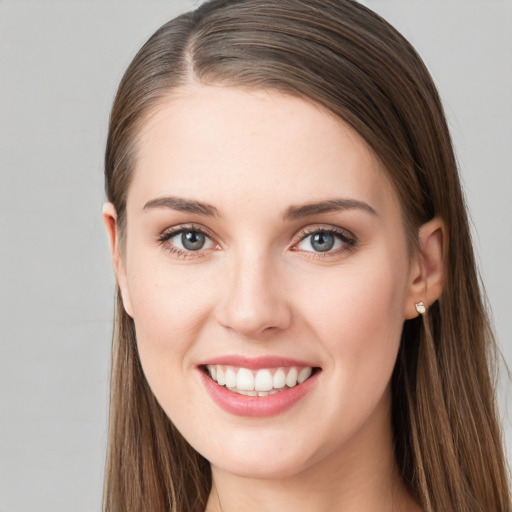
[199,368,320,417]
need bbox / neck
[205,392,421,512]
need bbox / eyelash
[292,226,357,259]
[156,224,357,260]
[157,224,217,260]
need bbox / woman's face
[112,85,420,479]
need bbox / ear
[404,217,445,319]
[102,202,134,317]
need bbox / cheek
[295,249,409,380]
[124,249,216,372]
[124,255,218,425]
[283,251,409,455]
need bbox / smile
[199,360,321,417]
[205,365,313,396]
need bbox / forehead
[129,85,400,219]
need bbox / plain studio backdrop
[0,1,510,511]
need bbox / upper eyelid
[292,224,355,243]
[159,223,216,241]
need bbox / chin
[210,452,313,480]
[197,427,327,481]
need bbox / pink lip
[200,355,315,369]
[198,366,321,417]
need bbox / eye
[294,227,356,255]
[177,230,209,251]
[158,226,218,257]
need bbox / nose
[215,252,292,340]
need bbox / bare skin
[104,84,442,512]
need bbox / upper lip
[199,355,318,369]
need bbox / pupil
[182,231,205,251]
[311,232,334,252]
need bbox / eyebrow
[143,196,220,217]
[142,196,376,220]
[283,198,377,220]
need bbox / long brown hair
[103,1,510,510]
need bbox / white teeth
[298,367,312,384]
[217,366,226,386]
[254,369,273,392]
[225,367,237,388]
[206,364,315,394]
[237,368,255,391]
[273,368,286,389]
[286,367,298,388]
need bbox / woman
[102,1,510,511]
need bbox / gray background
[0,1,510,511]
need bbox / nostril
[216,303,293,339]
